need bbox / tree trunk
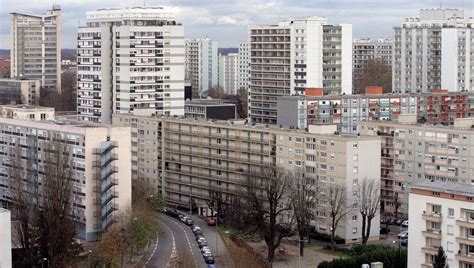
[267,245,276,264]
[299,234,304,257]
[364,217,373,244]
[361,215,367,244]
[331,228,336,250]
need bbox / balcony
[422,211,442,223]
[456,253,474,264]
[422,229,442,239]
[457,218,474,229]
[422,245,440,255]
[456,236,474,246]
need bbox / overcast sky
[0,0,472,49]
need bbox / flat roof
[411,181,474,198]
[185,99,236,107]
[113,114,379,142]
[1,105,54,111]
[278,91,474,101]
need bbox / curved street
[146,213,207,268]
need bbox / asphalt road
[147,214,207,268]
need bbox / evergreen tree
[433,246,447,268]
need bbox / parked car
[201,246,211,253]
[186,218,194,226]
[207,218,216,226]
[380,227,390,235]
[207,264,216,268]
[398,231,408,239]
[164,208,179,218]
[192,226,202,234]
[400,237,408,246]
[198,240,208,248]
[180,216,189,223]
[401,220,408,227]
[196,235,206,242]
[203,255,215,264]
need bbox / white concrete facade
[0,208,12,268]
[237,41,250,91]
[0,105,55,121]
[408,182,474,268]
[185,38,219,98]
[219,53,239,95]
[249,17,353,124]
[393,9,474,93]
[77,7,185,123]
[10,6,61,93]
[0,118,132,240]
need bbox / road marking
[144,231,159,266]
[167,218,198,267]
[159,220,178,268]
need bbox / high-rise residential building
[0,117,132,240]
[358,117,474,218]
[113,114,380,242]
[249,17,352,124]
[393,9,474,93]
[218,53,239,95]
[352,37,392,93]
[277,88,474,134]
[237,41,250,91]
[77,7,185,123]
[407,182,474,268]
[0,79,40,105]
[10,5,61,93]
[185,38,218,98]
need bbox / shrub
[317,244,407,268]
[309,231,345,244]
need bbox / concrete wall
[0,209,12,268]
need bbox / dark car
[395,219,405,225]
[203,255,215,264]
[400,237,408,246]
[164,208,179,218]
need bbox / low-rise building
[0,105,55,121]
[0,118,132,240]
[0,79,40,106]
[184,99,236,120]
[113,114,380,242]
[359,118,474,218]
[408,182,474,268]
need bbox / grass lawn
[319,248,350,258]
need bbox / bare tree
[9,140,39,267]
[38,139,77,266]
[290,174,315,257]
[327,183,350,250]
[354,58,392,94]
[241,166,295,264]
[356,179,381,244]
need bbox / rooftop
[113,113,379,142]
[411,181,474,198]
[185,99,236,107]
[1,105,54,111]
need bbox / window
[446,242,453,252]
[448,208,454,217]
[352,227,357,234]
[353,142,358,149]
[352,215,357,221]
[353,154,358,161]
[353,167,358,174]
[447,225,454,235]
